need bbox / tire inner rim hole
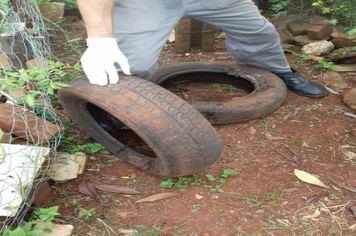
[86,103,156,158]
[161,72,255,102]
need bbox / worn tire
[148,62,287,124]
[57,76,223,177]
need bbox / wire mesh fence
[0,0,62,231]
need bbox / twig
[329,178,356,194]
[0,88,17,103]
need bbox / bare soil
[47,21,356,236]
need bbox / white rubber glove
[80,38,131,86]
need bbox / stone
[329,47,356,63]
[271,15,328,31]
[307,22,333,40]
[0,132,11,143]
[331,32,356,48]
[281,43,297,52]
[322,71,349,92]
[32,181,54,206]
[342,88,356,111]
[48,152,88,183]
[0,53,10,67]
[38,223,73,236]
[293,35,330,46]
[301,40,334,56]
[38,3,65,23]
[276,28,294,43]
[0,103,62,143]
[287,21,312,36]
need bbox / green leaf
[219,178,227,184]
[205,174,216,181]
[25,94,35,106]
[8,227,27,236]
[54,82,71,87]
[133,225,150,230]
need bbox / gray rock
[301,40,334,56]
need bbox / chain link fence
[0,0,62,231]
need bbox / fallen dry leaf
[195,194,203,199]
[349,207,356,218]
[344,112,356,119]
[350,223,356,231]
[266,135,286,141]
[276,219,291,226]
[181,91,189,100]
[284,188,298,193]
[136,193,178,203]
[304,194,327,205]
[248,127,256,135]
[342,150,356,160]
[283,107,300,121]
[94,185,140,195]
[282,113,291,121]
[303,209,321,219]
[294,169,330,189]
[78,181,99,200]
[276,150,301,166]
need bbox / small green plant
[314,60,337,71]
[67,143,110,154]
[228,85,237,92]
[304,104,319,111]
[204,174,223,193]
[211,83,221,88]
[132,225,161,236]
[2,206,60,236]
[159,176,202,191]
[219,169,240,183]
[312,0,356,27]
[78,207,96,220]
[268,0,290,16]
[0,61,81,107]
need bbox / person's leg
[185,0,327,97]
[113,0,183,79]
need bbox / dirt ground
[47,21,356,236]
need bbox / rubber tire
[57,76,223,177]
[148,62,287,124]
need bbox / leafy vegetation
[2,206,60,236]
[0,61,81,107]
[312,0,356,28]
[268,0,290,16]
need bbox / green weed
[211,83,221,88]
[314,60,337,71]
[2,206,60,236]
[132,225,160,236]
[67,143,110,154]
[78,207,96,220]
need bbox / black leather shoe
[275,71,328,98]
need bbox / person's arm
[77,0,115,38]
[77,0,130,86]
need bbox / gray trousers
[113,0,290,79]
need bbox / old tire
[148,62,287,124]
[57,76,223,177]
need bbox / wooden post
[174,18,191,52]
[175,18,216,52]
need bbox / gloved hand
[80,38,131,86]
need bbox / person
[77,0,327,98]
